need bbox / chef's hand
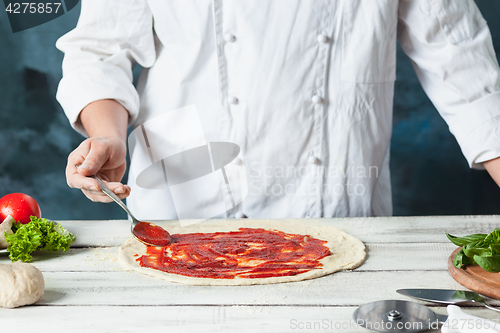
[65,99,131,203]
[66,136,130,202]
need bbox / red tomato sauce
[136,228,331,279]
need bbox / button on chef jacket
[56,0,500,220]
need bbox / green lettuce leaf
[5,216,76,262]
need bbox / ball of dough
[0,262,45,308]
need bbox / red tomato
[0,193,42,224]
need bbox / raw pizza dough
[118,219,366,285]
[0,262,45,308]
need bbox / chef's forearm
[483,156,500,187]
[79,99,129,142]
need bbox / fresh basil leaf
[452,290,470,300]
[453,248,464,268]
[474,255,500,272]
[446,233,487,246]
[453,248,476,268]
[484,229,500,245]
[490,244,500,255]
[463,241,491,257]
[463,254,476,266]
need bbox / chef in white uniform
[57,0,500,220]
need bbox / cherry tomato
[0,193,42,224]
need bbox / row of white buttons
[228,32,325,218]
[226,33,237,105]
[309,33,324,213]
[230,94,321,105]
[225,33,327,45]
[225,33,237,104]
[225,33,327,106]
[309,34,328,164]
[311,34,328,104]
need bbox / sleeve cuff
[56,61,140,137]
[457,114,500,170]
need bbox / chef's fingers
[68,167,131,199]
[66,138,130,203]
[89,180,131,197]
[77,139,111,177]
[66,140,96,190]
[81,182,131,203]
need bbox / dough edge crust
[118,219,366,286]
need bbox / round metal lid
[353,300,437,333]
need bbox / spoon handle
[91,176,138,221]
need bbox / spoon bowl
[91,175,172,247]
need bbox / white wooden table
[1,216,500,332]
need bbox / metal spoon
[91,175,172,247]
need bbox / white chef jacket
[56,0,500,220]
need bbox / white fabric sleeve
[56,0,156,137]
[398,0,500,169]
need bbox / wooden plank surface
[3,305,500,333]
[34,270,500,307]
[0,242,458,272]
[1,216,500,333]
[59,215,500,246]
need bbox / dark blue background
[0,1,499,220]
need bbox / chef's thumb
[78,146,108,176]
